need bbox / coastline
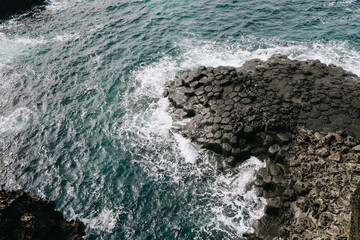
[0,190,85,240]
[164,54,360,239]
[0,0,359,238]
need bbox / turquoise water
[0,0,359,239]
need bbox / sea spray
[0,0,358,238]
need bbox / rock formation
[350,185,360,240]
[251,129,360,239]
[0,0,45,20]
[164,54,360,239]
[0,190,86,240]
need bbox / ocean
[0,0,359,239]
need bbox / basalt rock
[0,190,86,240]
[164,55,360,239]
[0,0,45,20]
[166,55,360,163]
[350,185,360,240]
[269,129,360,239]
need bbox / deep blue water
[0,0,359,239]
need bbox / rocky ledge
[0,190,85,240]
[0,0,45,20]
[164,54,360,239]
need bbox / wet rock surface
[0,0,45,20]
[164,55,360,239]
[0,190,86,240]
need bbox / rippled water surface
[0,0,359,239]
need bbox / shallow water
[0,0,359,239]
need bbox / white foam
[125,37,359,235]
[0,32,83,68]
[151,100,173,135]
[53,33,80,42]
[89,23,105,33]
[120,55,267,236]
[175,37,360,76]
[0,36,44,64]
[90,35,360,236]
[14,37,47,45]
[203,157,266,235]
[46,0,84,11]
[131,56,180,98]
[119,36,360,236]
[329,0,357,7]
[82,208,120,233]
[0,107,35,135]
[173,133,198,164]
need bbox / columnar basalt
[164,55,360,239]
[252,129,360,239]
[0,190,86,240]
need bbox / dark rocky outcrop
[350,185,360,240]
[0,190,86,240]
[164,55,360,239]
[0,0,45,20]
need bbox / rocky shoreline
[164,55,360,239]
[250,128,360,239]
[0,190,85,240]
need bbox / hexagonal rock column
[164,54,360,239]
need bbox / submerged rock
[0,0,45,20]
[0,190,85,240]
[164,55,360,239]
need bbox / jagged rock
[353,145,360,152]
[275,133,290,144]
[316,147,329,157]
[263,135,274,147]
[328,153,341,162]
[265,197,282,216]
[253,215,280,239]
[294,181,311,196]
[0,190,85,240]
[268,163,282,176]
[268,144,280,155]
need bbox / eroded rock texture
[350,185,360,240]
[0,190,85,240]
[262,129,360,240]
[164,55,360,239]
[0,0,45,20]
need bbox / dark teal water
[0,0,359,239]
